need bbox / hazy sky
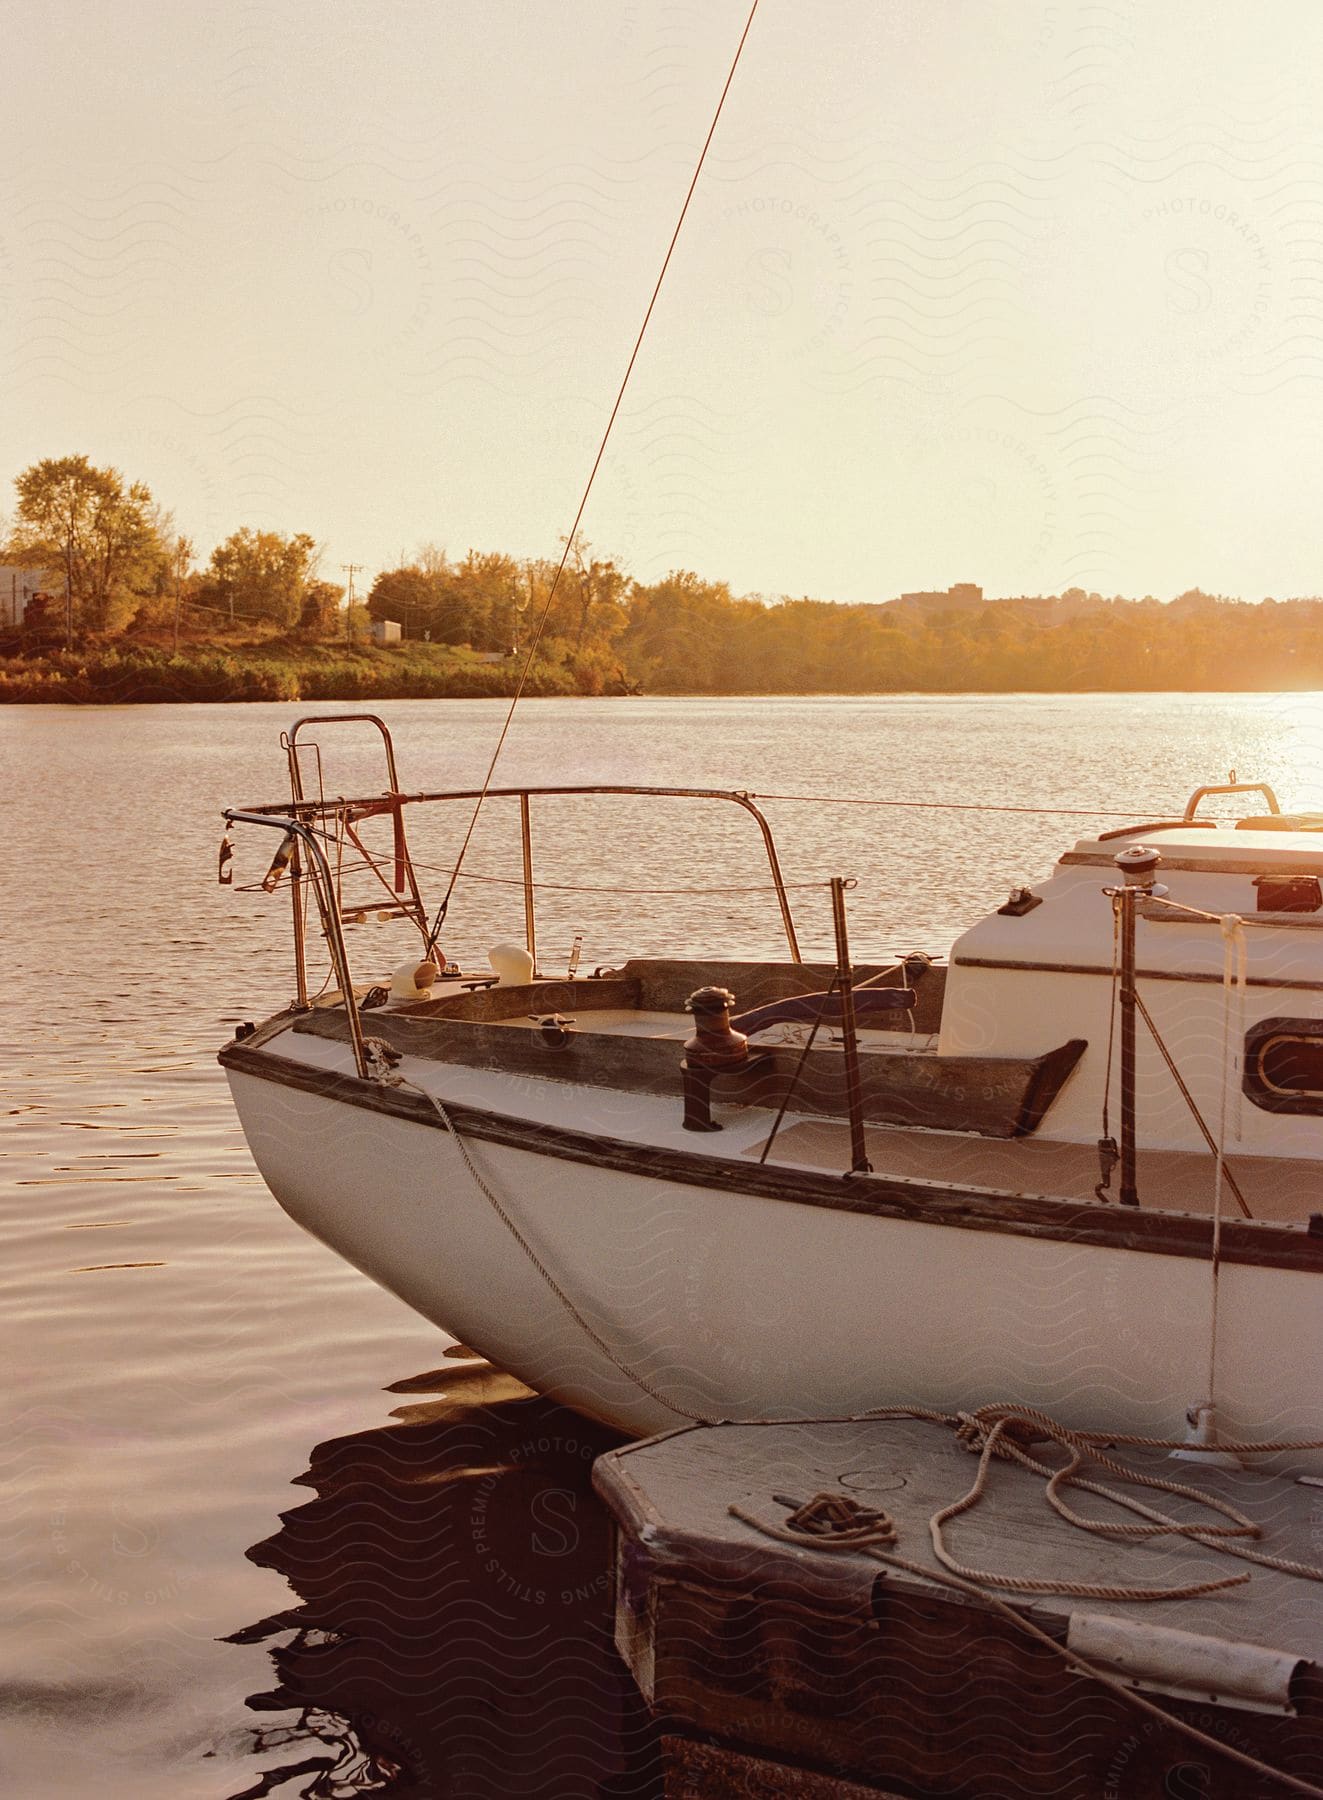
[3,1,1322,603]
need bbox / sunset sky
[3,1,1322,604]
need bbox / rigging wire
[751,791,1200,819]
[423,0,763,955]
[259,789,1258,829]
[242,841,833,899]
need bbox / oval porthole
[1244,1016,1323,1113]
[1259,1033,1323,1097]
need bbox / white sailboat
[220,719,1323,1458]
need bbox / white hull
[226,1066,1323,1464]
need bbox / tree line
[6,452,1323,695]
[2,454,342,641]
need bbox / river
[3,691,1319,1796]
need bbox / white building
[370,617,402,645]
[1,566,63,628]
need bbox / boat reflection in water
[226,1357,658,1799]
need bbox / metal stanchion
[829,876,872,1175]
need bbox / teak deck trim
[954,954,1323,993]
[218,1039,1323,1273]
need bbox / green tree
[9,454,164,636]
[621,571,742,691]
[450,549,522,650]
[563,535,628,652]
[200,528,318,627]
[367,565,442,639]
[298,578,344,637]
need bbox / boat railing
[278,714,430,1005]
[222,807,370,1077]
[238,780,804,979]
[223,780,875,1164]
[1183,779,1281,820]
[239,714,803,976]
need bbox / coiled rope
[875,1403,1323,1594]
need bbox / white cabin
[942,818,1323,1159]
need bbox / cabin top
[1063,821,1323,874]
[949,819,1323,1006]
[953,821,1323,970]
[939,802,1323,1159]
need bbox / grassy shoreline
[0,641,591,704]
[3,636,1321,702]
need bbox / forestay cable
[424,0,763,955]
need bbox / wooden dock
[594,1416,1323,1799]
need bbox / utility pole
[341,562,363,644]
[172,537,192,655]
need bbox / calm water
[4,691,1322,1797]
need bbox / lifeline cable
[753,790,1202,819]
[423,0,763,956]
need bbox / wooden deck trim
[954,954,1323,993]
[217,1040,1323,1273]
[384,975,642,1022]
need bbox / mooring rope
[399,1077,718,1424]
[395,1055,1323,1479]
[387,1030,1322,1464]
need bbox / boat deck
[741,1118,1315,1221]
[282,991,1314,1222]
[422,994,1312,1219]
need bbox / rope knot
[955,1416,988,1454]
[956,1408,1050,1458]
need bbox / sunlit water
[4,692,1322,1796]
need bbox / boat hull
[225,1061,1323,1464]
